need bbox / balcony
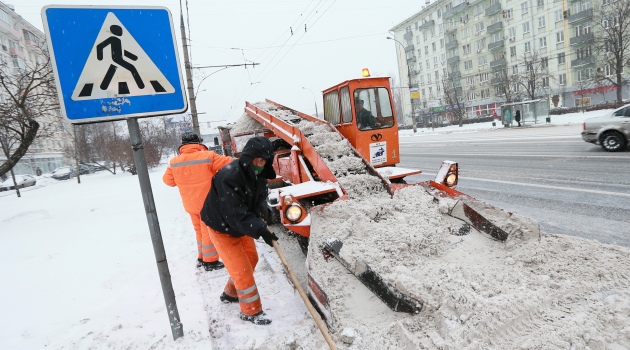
[450,71,461,79]
[405,44,415,52]
[447,56,460,65]
[407,56,417,65]
[571,55,596,67]
[445,40,458,50]
[9,47,25,58]
[418,20,435,30]
[568,9,593,24]
[490,77,503,85]
[444,2,469,19]
[485,3,502,16]
[570,32,594,46]
[490,58,507,68]
[404,31,413,41]
[0,20,21,39]
[488,40,505,51]
[487,22,503,33]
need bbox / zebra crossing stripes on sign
[72,12,175,101]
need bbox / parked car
[0,174,37,191]
[52,166,76,180]
[80,162,107,172]
[582,104,630,152]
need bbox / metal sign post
[42,6,188,340]
[128,118,183,339]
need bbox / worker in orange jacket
[163,132,232,271]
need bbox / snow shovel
[272,240,337,350]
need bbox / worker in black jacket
[200,136,278,325]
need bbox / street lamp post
[302,87,319,117]
[387,36,417,133]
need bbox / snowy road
[398,124,630,246]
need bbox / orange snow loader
[218,74,540,322]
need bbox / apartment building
[0,2,73,175]
[391,0,620,125]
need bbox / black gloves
[260,230,278,247]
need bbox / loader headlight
[435,161,458,187]
[445,172,458,187]
[285,204,304,223]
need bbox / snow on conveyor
[216,103,630,349]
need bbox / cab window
[323,91,341,125]
[354,88,395,131]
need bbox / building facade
[0,2,73,175]
[391,0,626,126]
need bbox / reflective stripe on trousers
[206,226,262,316]
[189,213,219,262]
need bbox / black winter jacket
[200,136,276,239]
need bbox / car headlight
[285,204,303,223]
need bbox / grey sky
[14,0,422,132]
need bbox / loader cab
[322,76,400,168]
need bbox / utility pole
[180,13,200,136]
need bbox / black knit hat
[181,132,201,145]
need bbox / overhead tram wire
[230,0,336,108]
[228,0,326,109]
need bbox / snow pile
[308,184,630,349]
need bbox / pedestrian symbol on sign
[72,12,175,101]
[97,25,145,91]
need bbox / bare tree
[493,67,522,104]
[592,0,630,104]
[441,71,466,126]
[0,43,59,185]
[516,51,553,101]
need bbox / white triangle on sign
[71,12,175,101]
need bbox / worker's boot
[219,292,238,304]
[202,260,225,271]
[196,258,203,268]
[239,311,272,325]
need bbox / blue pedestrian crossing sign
[42,6,187,124]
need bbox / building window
[558,73,567,85]
[541,57,548,68]
[554,9,562,22]
[505,9,514,19]
[539,37,547,48]
[538,16,546,28]
[521,2,529,14]
[523,22,530,34]
[479,72,489,82]
[512,65,519,74]
[463,44,471,54]
[578,68,592,81]
[556,31,564,43]
[465,60,473,70]
[468,92,476,101]
[510,46,517,56]
[524,42,531,52]
[558,52,565,64]
[478,55,487,66]
[542,77,549,87]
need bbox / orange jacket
[163,144,232,214]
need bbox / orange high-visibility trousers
[189,213,219,263]
[206,226,262,316]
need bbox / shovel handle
[272,240,337,350]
